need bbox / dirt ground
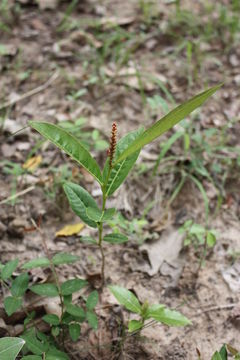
[0,0,240,359]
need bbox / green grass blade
[29,121,103,185]
[114,85,222,164]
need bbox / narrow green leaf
[211,352,223,360]
[103,233,128,244]
[29,121,103,185]
[21,329,49,355]
[22,257,50,270]
[60,279,88,296]
[22,356,42,360]
[148,307,191,326]
[11,273,29,297]
[1,259,19,280]
[63,182,98,228]
[0,337,25,360]
[52,253,80,265]
[103,128,144,196]
[128,320,143,332]
[86,290,98,310]
[30,284,59,297]
[114,85,222,164]
[109,285,141,314]
[219,345,227,360]
[69,323,81,342]
[86,311,98,330]
[4,296,22,316]
[66,304,85,320]
[43,314,60,326]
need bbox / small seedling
[109,285,191,333]
[179,219,217,268]
[29,85,221,287]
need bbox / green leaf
[103,128,144,196]
[86,207,102,222]
[128,320,143,332]
[60,279,88,296]
[51,326,60,337]
[114,85,222,164]
[63,182,98,228]
[148,307,191,326]
[108,285,141,314]
[86,291,98,310]
[0,337,25,360]
[22,356,42,360]
[46,346,70,360]
[43,314,60,326]
[211,352,223,360]
[4,296,22,316]
[69,323,81,342]
[66,304,85,321]
[21,329,49,355]
[86,311,98,330]
[80,236,97,244]
[29,121,103,185]
[103,233,128,244]
[30,283,59,297]
[22,257,50,270]
[1,259,19,280]
[206,231,217,247]
[219,345,227,360]
[52,253,80,265]
[11,273,29,297]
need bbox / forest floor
[0,0,240,359]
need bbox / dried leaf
[55,223,85,237]
[22,156,42,172]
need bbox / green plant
[29,84,221,288]
[109,285,191,333]
[179,219,217,268]
[1,160,26,205]
[152,118,240,221]
[0,251,98,358]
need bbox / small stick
[0,185,35,205]
[0,70,59,111]
[193,303,238,317]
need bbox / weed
[0,85,220,357]
[109,285,191,333]
[179,219,217,269]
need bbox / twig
[0,70,59,111]
[0,185,35,205]
[193,303,238,317]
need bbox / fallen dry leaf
[55,223,85,237]
[22,155,42,172]
[139,227,184,279]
